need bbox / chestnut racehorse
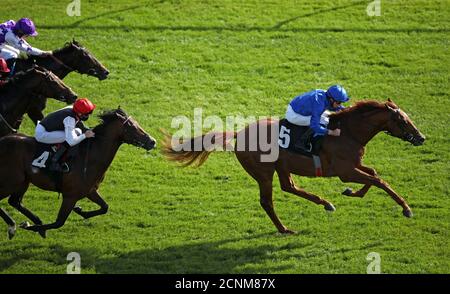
[162,99,425,234]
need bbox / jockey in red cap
[35,98,96,173]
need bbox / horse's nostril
[105,70,109,75]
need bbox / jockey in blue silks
[286,85,349,151]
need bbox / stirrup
[294,140,312,152]
[300,143,312,152]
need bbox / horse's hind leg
[236,153,293,234]
[73,190,109,219]
[277,170,336,212]
[8,187,46,238]
[0,207,16,240]
[258,178,295,234]
[342,165,376,197]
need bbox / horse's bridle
[385,109,416,143]
[120,115,148,148]
[30,71,69,103]
[51,49,101,76]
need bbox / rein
[83,139,91,180]
[334,109,384,146]
[0,112,17,133]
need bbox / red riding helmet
[0,58,10,74]
[73,98,96,115]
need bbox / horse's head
[384,99,425,146]
[57,40,109,80]
[33,66,78,104]
[98,108,156,151]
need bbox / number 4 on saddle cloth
[31,141,75,173]
[277,119,325,176]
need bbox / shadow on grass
[0,233,315,273]
[40,0,449,34]
[86,232,315,273]
[40,25,450,34]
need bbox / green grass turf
[0,0,448,273]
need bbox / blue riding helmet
[326,85,349,102]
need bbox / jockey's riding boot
[49,144,69,173]
[294,128,314,152]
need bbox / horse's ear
[385,103,396,112]
[115,107,125,119]
[71,39,80,48]
[386,98,398,108]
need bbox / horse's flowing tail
[161,130,237,167]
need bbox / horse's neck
[36,52,72,78]
[86,127,122,182]
[0,77,37,119]
[342,110,389,146]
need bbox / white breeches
[0,44,20,60]
[35,124,82,144]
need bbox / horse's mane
[329,100,397,122]
[93,108,128,134]
[53,40,83,55]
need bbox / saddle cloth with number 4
[31,141,62,170]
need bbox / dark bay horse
[10,40,109,125]
[162,99,426,234]
[0,66,77,136]
[0,109,156,239]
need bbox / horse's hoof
[342,188,353,196]
[19,221,31,229]
[324,203,336,212]
[73,206,82,214]
[403,209,413,218]
[280,228,296,234]
[38,230,47,239]
[7,226,16,240]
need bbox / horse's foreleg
[26,98,46,125]
[73,190,109,219]
[0,207,16,240]
[342,165,377,197]
[338,168,412,217]
[23,197,77,235]
[278,171,336,212]
[258,180,294,234]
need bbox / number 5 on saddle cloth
[277,119,325,177]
